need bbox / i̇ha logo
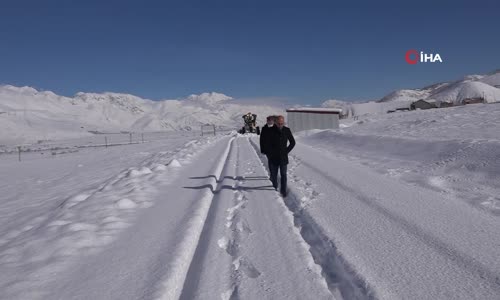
[405,49,443,64]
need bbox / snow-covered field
[1,100,500,299]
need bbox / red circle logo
[405,49,419,64]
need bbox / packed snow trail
[16,134,335,300]
[179,136,333,300]
[253,137,500,300]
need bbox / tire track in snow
[218,138,260,300]
[217,188,256,300]
[180,136,336,299]
[179,136,260,300]
[248,137,376,300]
[155,135,237,300]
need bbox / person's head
[266,116,274,126]
[276,115,285,129]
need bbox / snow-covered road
[1,134,499,299]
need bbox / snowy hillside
[378,88,429,103]
[479,70,500,86]
[322,70,500,116]
[379,71,500,105]
[429,80,500,104]
[0,86,284,145]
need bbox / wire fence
[0,131,215,161]
[0,132,170,161]
[0,126,235,162]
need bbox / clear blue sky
[1,0,499,105]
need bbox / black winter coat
[259,124,273,154]
[267,126,295,165]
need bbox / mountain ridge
[0,85,283,145]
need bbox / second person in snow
[260,115,276,171]
[266,115,295,197]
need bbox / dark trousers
[266,155,273,176]
[269,161,287,195]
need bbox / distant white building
[286,107,341,132]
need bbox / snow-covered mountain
[429,80,500,104]
[0,86,284,145]
[3,70,499,144]
[378,70,500,105]
[322,70,500,116]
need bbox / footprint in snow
[218,236,229,249]
[236,220,252,237]
[234,257,261,279]
[236,193,245,202]
[218,236,239,256]
[221,287,238,300]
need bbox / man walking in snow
[267,115,295,197]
